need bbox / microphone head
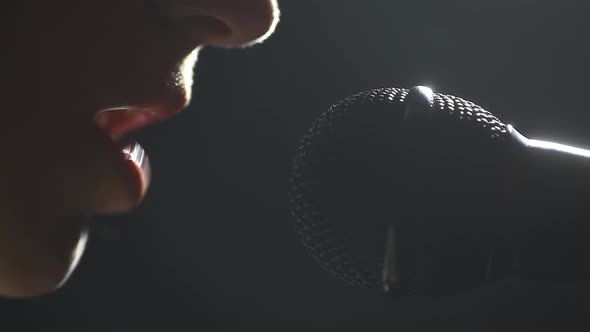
[289,86,522,296]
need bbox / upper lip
[94,96,188,141]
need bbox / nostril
[159,0,279,47]
[180,15,234,44]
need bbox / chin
[0,222,89,298]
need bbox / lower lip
[121,140,151,203]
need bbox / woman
[0,0,280,297]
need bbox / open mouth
[93,107,175,209]
[92,88,187,211]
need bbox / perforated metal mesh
[289,87,514,293]
[430,92,507,139]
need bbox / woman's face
[0,0,279,297]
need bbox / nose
[163,0,280,47]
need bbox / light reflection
[508,124,590,158]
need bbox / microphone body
[289,86,590,296]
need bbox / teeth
[121,140,151,195]
[122,141,146,168]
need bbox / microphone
[289,86,590,297]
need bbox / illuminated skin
[0,0,279,297]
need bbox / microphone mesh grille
[430,91,508,139]
[289,87,511,291]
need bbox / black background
[3,0,590,330]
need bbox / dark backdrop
[3,1,590,331]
